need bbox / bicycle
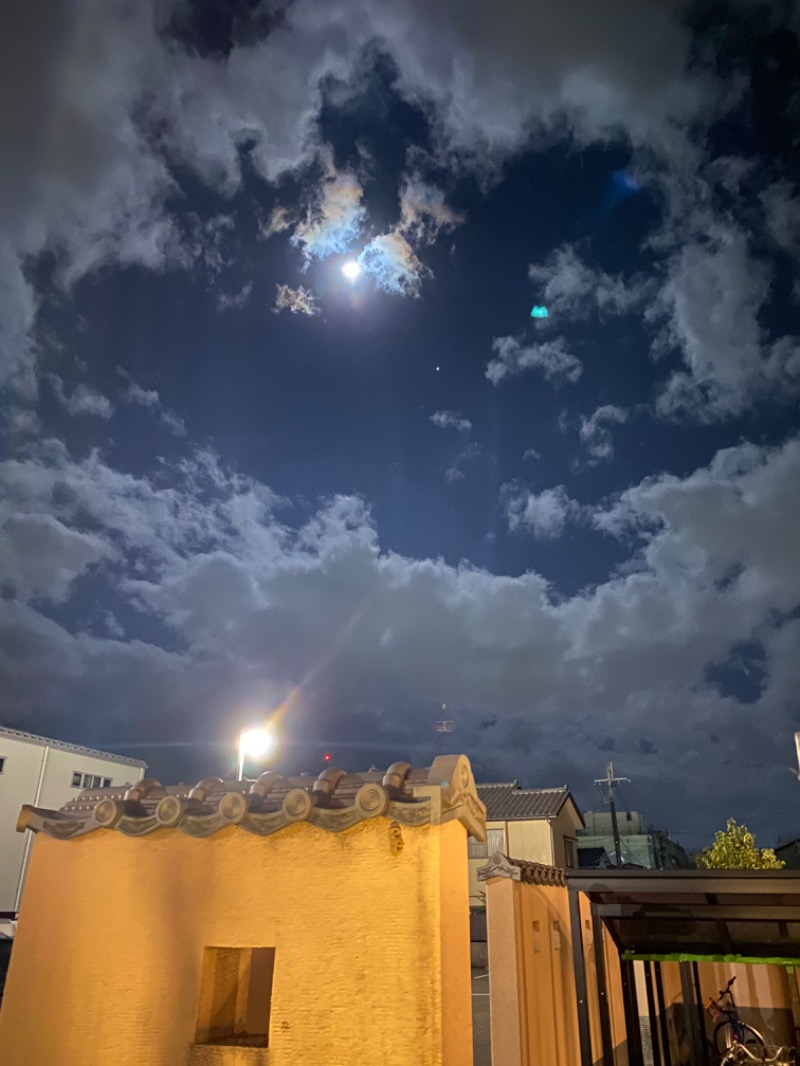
[706,976,766,1058]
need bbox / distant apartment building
[468,781,583,906]
[0,726,146,919]
[775,838,800,868]
[578,808,690,869]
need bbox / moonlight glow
[342,260,361,281]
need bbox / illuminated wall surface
[0,758,482,1066]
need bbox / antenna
[594,762,630,867]
[434,703,455,733]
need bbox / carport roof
[567,867,800,964]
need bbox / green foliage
[697,818,784,870]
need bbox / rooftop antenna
[434,703,455,752]
[594,761,630,867]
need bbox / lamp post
[237,727,274,780]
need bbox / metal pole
[679,961,704,1066]
[654,963,672,1066]
[569,888,594,1066]
[620,959,644,1066]
[644,962,663,1066]
[692,962,709,1066]
[15,744,50,912]
[610,795,623,866]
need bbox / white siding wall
[0,734,145,912]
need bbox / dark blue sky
[2,0,800,849]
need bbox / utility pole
[594,762,630,866]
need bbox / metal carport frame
[567,868,800,1066]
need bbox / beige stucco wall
[0,817,473,1066]
[485,878,629,1066]
[486,879,629,1066]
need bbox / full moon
[342,260,361,281]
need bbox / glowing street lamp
[237,726,275,780]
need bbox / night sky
[2,0,800,849]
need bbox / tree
[697,818,784,870]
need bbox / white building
[0,725,147,921]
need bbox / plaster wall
[485,879,628,1066]
[0,817,473,1066]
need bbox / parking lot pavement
[472,967,491,1066]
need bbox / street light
[237,727,275,780]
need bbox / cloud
[359,231,430,296]
[0,512,113,603]
[761,179,800,301]
[579,405,628,465]
[504,484,581,538]
[50,377,114,419]
[1,433,800,837]
[430,410,472,433]
[445,442,481,483]
[486,335,583,385]
[291,153,366,263]
[273,284,320,316]
[358,175,461,296]
[119,371,187,436]
[362,0,720,170]
[259,205,294,241]
[528,245,649,320]
[399,176,463,245]
[216,282,253,313]
[650,222,800,418]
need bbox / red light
[323,753,332,762]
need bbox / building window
[102,777,112,788]
[468,827,506,859]
[195,947,275,1049]
[0,756,5,774]
[72,771,83,787]
[564,839,577,868]
[468,835,486,858]
[486,827,506,856]
[82,773,93,788]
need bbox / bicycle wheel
[715,1022,765,1054]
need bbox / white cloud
[579,405,628,465]
[118,371,187,436]
[359,231,430,296]
[216,282,253,313]
[528,245,648,320]
[399,176,463,245]
[362,0,719,170]
[504,484,581,539]
[486,335,583,385]
[430,410,472,433]
[50,377,114,419]
[273,284,320,316]
[1,433,800,836]
[291,153,366,263]
[0,513,113,603]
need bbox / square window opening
[0,756,5,774]
[102,777,112,788]
[71,771,82,787]
[195,947,275,1049]
[82,773,93,788]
